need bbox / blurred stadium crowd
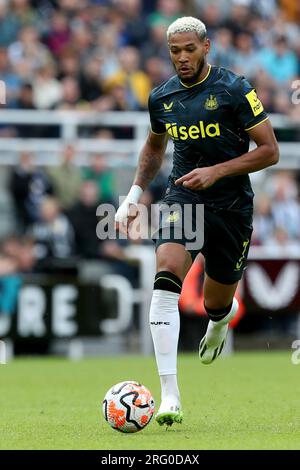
[0,0,299,116]
[0,0,300,318]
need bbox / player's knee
[154,271,182,294]
[156,244,188,280]
[156,260,184,280]
[204,302,233,322]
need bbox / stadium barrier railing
[0,110,299,168]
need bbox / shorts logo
[163,102,173,112]
[166,211,180,223]
[245,89,264,117]
[165,121,220,140]
[235,239,250,271]
[204,95,218,110]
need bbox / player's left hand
[175,167,219,190]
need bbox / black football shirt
[148,65,269,211]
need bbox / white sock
[160,374,180,402]
[208,297,239,333]
[149,290,180,394]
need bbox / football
[102,381,155,433]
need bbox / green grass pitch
[0,351,299,450]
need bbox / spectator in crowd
[280,0,300,23]
[272,90,291,115]
[198,2,222,39]
[251,0,278,20]
[47,143,82,210]
[103,46,151,110]
[252,194,275,245]
[94,25,121,81]
[8,26,53,82]
[272,8,300,48]
[68,179,119,260]
[0,47,21,108]
[10,0,39,28]
[57,48,80,80]
[9,151,53,232]
[141,20,171,69]
[15,81,34,110]
[1,235,36,273]
[0,0,20,48]
[209,28,236,70]
[82,153,115,202]
[79,54,103,104]
[264,226,300,256]
[258,34,298,85]
[115,0,149,48]
[106,83,129,111]
[144,56,170,88]
[0,234,37,317]
[193,0,229,19]
[0,252,21,317]
[67,180,102,258]
[221,1,251,38]
[30,196,75,261]
[247,15,272,49]
[69,23,93,63]
[252,171,300,247]
[32,63,63,109]
[57,75,87,109]
[14,82,44,138]
[44,9,71,57]
[148,0,182,28]
[269,172,300,241]
[233,32,260,80]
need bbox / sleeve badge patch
[245,89,264,117]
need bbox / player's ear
[204,38,211,54]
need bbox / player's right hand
[175,167,219,190]
[115,202,139,235]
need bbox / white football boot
[155,395,183,426]
[199,298,238,365]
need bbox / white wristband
[115,185,143,223]
[126,185,143,204]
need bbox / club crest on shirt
[166,211,180,223]
[204,95,218,110]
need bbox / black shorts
[153,178,253,285]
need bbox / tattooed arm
[133,131,168,190]
[115,131,168,231]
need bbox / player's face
[168,32,210,84]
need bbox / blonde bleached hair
[167,16,207,41]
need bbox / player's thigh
[202,209,252,302]
[203,273,238,309]
[156,242,192,281]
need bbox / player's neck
[180,63,211,87]
[195,62,210,84]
